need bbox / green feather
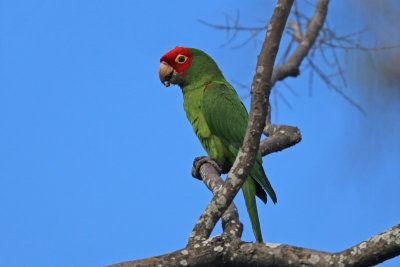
[242,177,263,243]
[176,48,277,242]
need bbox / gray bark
[110,0,400,266]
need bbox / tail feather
[251,160,277,204]
[242,177,263,243]
[255,183,267,204]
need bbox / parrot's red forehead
[160,46,193,74]
[160,46,191,63]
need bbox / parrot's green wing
[201,81,277,202]
[200,81,277,243]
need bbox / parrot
[158,46,276,243]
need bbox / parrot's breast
[182,88,232,169]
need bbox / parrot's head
[159,46,223,88]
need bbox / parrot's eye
[175,54,188,64]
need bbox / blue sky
[1,0,399,266]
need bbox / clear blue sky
[1,1,399,266]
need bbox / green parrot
[158,46,276,243]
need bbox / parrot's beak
[159,61,174,87]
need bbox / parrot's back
[164,47,277,243]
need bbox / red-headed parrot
[159,46,277,243]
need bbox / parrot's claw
[191,156,223,180]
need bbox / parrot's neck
[180,75,225,94]
[181,80,209,94]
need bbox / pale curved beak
[159,61,174,87]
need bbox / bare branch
[197,19,267,32]
[198,12,266,49]
[187,0,294,246]
[197,163,243,239]
[110,223,400,267]
[110,1,400,266]
[271,0,330,86]
[260,124,302,156]
[320,42,400,52]
[289,19,302,42]
[199,0,400,115]
[307,58,367,115]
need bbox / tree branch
[110,223,400,267]
[196,163,243,239]
[260,124,302,156]
[187,0,294,246]
[271,0,330,87]
[109,1,400,266]
[260,0,330,155]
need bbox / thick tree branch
[260,0,330,156]
[187,0,294,246]
[271,0,330,86]
[110,1,400,266]
[196,162,243,239]
[110,223,400,267]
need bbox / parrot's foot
[191,156,223,180]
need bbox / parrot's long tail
[242,177,263,243]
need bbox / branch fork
[111,0,400,266]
